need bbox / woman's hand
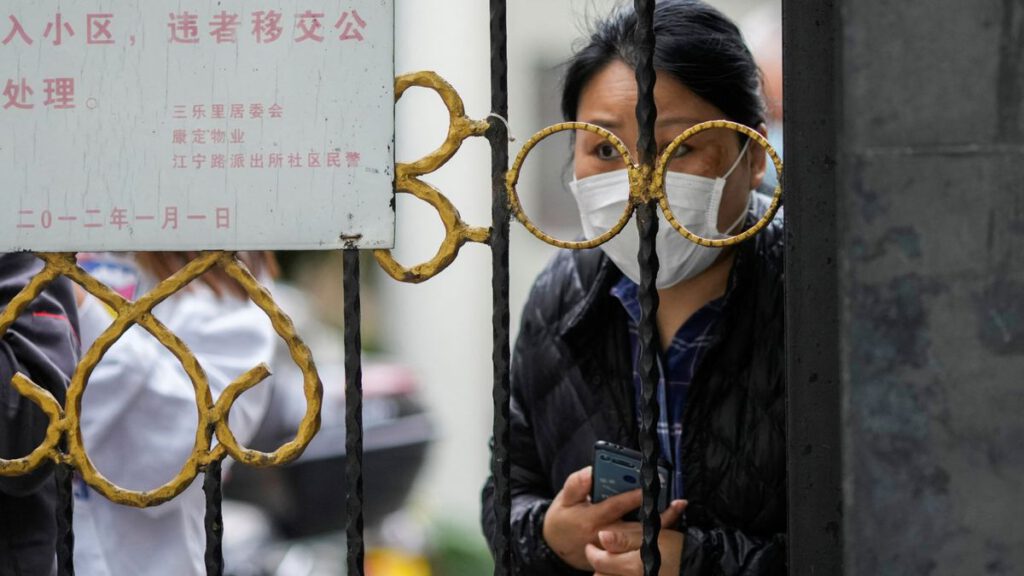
[585,520,687,576]
[543,466,686,571]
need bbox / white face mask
[570,140,751,289]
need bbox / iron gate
[0,0,845,575]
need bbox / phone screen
[592,441,671,512]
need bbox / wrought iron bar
[203,459,224,576]
[55,460,75,576]
[633,1,662,575]
[636,205,662,576]
[488,0,511,575]
[343,250,365,576]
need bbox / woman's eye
[595,143,620,160]
[665,144,691,159]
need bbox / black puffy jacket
[483,196,786,575]
[0,254,80,576]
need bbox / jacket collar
[558,247,620,338]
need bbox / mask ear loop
[726,138,757,234]
[723,192,754,235]
[724,137,752,179]
[707,138,753,236]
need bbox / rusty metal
[633,1,663,573]
[344,250,366,576]
[488,0,512,572]
[506,121,639,249]
[55,459,75,576]
[0,251,323,509]
[0,63,789,576]
[655,120,784,247]
[374,71,492,283]
[203,459,225,576]
[506,119,784,250]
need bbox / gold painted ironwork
[505,119,784,249]
[0,75,783,513]
[374,71,492,283]
[506,122,638,250]
[0,252,322,508]
[654,120,784,247]
[373,75,782,281]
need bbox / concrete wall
[839,1,1024,574]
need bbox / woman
[482,1,785,575]
[71,252,278,576]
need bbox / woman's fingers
[599,527,641,553]
[560,466,594,505]
[586,543,640,576]
[598,506,687,553]
[661,499,688,528]
[593,497,687,553]
[593,488,643,524]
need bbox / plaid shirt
[611,276,731,500]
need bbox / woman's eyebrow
[656,116,704,129]
[578,116,623,131]
[577,116,706,131]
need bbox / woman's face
[573,59,768,232]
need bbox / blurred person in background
[0,254,80,576]
[71,252,278,576]
[482,1,786,574]
[739,1,783,189]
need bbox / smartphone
[591,441,672,513]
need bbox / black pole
[343,250,365,576]
[488,1,512,575]
[202,459,224,576]
[633,1,662,575]
[55,460,75,576]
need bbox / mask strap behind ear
[723,138,752,179]
[723,191,753,235]
[712,138,753,236]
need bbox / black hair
[561,0,766,130]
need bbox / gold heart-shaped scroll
[0,252,322,508]
[373,71,492,283]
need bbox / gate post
[830,0,1024,574]
[783,0,844,574]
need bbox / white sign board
[0,0,394,251]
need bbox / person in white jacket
[70,252,278,576]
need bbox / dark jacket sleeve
[0,253,79,497]
[679,525,786,575]
[481,279,584,576]
[480,407,574,575]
